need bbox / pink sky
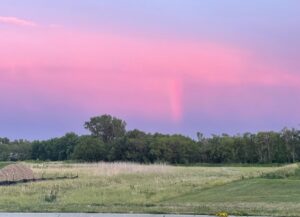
[0,27,248,121]
[1,27,299,120]
[0,0,300,139]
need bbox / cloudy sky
[1,0,300,139]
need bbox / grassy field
[0,162,10,169]
[0,162,299,216]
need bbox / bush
[44,189,58,202]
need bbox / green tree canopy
[72,136,106,162]
[84,114,126,143]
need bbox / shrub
[44,189,58,202]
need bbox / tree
[58,132,79,160]
[84,114,126,143]
[0,137,10,144]
[196,132,205,142]
[72,136,107,162]
[281,128,300,162]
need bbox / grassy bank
[0,162,299,216]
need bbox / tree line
[1,114,300,164]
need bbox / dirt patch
[0,164,35,182]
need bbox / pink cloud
[169,79,183,123]
[0,16,37,27]
[0,27,299,122]
[49,24,63,28]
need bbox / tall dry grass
[27,162,175,177]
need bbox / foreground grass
[0,162,298,216]
[0,162,10,169]
[170,177,300,216]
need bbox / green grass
[166,164,300,216]
[0,162,299,216]
[169,178,300,216]
[0,162,11,169]
[173,178,300,203]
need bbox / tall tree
[84,114,127,143]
